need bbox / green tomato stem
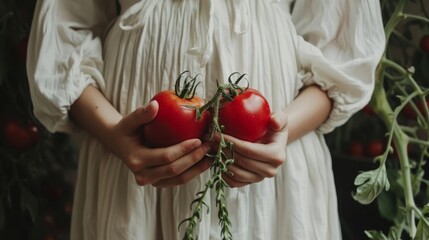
[371,61,418,238]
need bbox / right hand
[106,100,212,188]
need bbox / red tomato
[402,98,428,120]
[218,88,271,142]
[3,118,39,151]
[348,141,364,157]
[402,103,416,120]
[143,90,209,148]
[420,35,429,54]
[366,140,384,157]
[418,98,429,113]
[361,104,375,116]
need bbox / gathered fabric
[27,0,386,239]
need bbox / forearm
[284,84,333,144]
[69,85,122,144]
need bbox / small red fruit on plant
[3,118,39,151]
[219,87,271,142]
[420,35,429,54]
[348,141,364,157]
[143,72,209,148]
[402,103,417,120]
[366,139,384,157]
[362,105,375,116]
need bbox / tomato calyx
[196,72,249,120]
[174,71,202,100]
[143,71,209,148]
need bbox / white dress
[27,0,385,239]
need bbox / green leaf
[415,204,429,240]
[19,184,38,222]
[412,164,425,197]
[387,226,403,240]
[353,163,390,205]
[365,230,389,240]
[377,191,397,221]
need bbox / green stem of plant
[402,13,429,24]
[182,81,235,240]
[371,62,417,237]
[182,181,212,240]
[384,0,406,41]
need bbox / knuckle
[135,176,149,186]
[161,152,176,163]
[264,168,278,178]
[254,176,264,183]
[166,164,181,176]
[272,153,286,167]
[233,156,244,167]
[191,148,205,162]
[127,157,142,173]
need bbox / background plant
[2,0,429,240]
[327,0,429,239]
[1,1,77,239]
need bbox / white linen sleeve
[290,0,386,133]
[26,0,116,133]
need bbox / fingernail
[192,139,202,148]
[143,101,154,112]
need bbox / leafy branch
[351,0,429,239]
[179,73,248,240]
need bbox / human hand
[106,101,212,188]
[219,110,288,188]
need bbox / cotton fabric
[27,0,385,239]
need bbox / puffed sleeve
[290,0,385,133]
[26,0,117,133]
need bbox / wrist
[70,85,123,144]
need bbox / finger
[269,110,288,131]
[221,134,285,166]
[121,101,159,135]
[233,152,279,178]
[151,157,213,188]
[135,142,211,184]
[226,164,264,183]
[223,174,249,188]
[135,138,204,168]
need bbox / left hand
[219,110,288,188]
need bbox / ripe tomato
[361,104,375,116]
[3,118,39,151]
[402,98,428,120]
[366,140,384,157]
[420,35,429,54]
[402,103,416,120]
[348,141,364,157]
[143,90,209,148]
[218,88,270,142]
[418,98,429,113]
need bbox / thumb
[269,110,288,132]
[121,100,159,135]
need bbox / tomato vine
[179,73,255,240]
[327,1,429,239]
